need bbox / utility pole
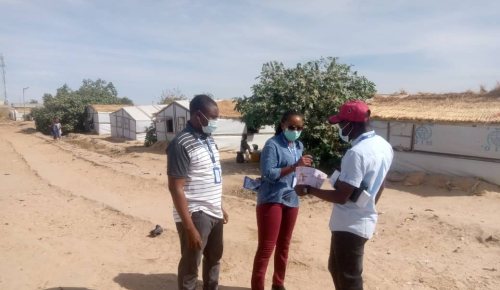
[0,54,7,105]
[23,87,29,119]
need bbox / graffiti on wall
[414,125,433,145]
[483,128,500,152]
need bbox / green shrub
[235,57,376,173]
[33,79,132,135]
[144,125,157,147]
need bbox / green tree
[158,88,187,105]
[32,79,127,134]
[117,97,134,105]
[235,57,376,172]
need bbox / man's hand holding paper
[295,166,328,188]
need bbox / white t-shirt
[329,131,393,239]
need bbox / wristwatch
[302,185,310,195]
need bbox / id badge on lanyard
[199,138,222,184]
[289,145,298,187]
[213,167,221,184]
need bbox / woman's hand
[296,155,313,167]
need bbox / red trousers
[251,203,299,290]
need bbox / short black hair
[275,110,304,135]
[190,94,217,115]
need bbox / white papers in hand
[295,166,328,188]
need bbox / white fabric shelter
[155,100,275,151]
[110,105,166,141]
[85,104,129,135]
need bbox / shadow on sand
[220,157,260,176]
[113,273,250,290]
[18,127,38,134]
[386,182,478,198]
[44,287,96,290]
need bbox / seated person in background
[240,133,252,162]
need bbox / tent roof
[174,100,190,110]
[156,100,190,115]
[120,105,167,121]
[368,92,500,124]
[88,104,130,113]
[10,103,43,109]
[158,99,242,119]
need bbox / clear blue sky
[1,0,499,105]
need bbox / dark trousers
[176,211,224,290]
[251,203,299,290]
[328,231,368,290]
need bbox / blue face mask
[284,129,302,141]
[199,111,218,134]
[334,122,352,143]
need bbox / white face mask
[199,111,218,134]
[334,122,352,143]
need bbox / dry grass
[88,104,130,113]
[0,105,9,120]
[216,100,241,119]
[368,89,500,124]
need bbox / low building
[9,103,42,121]
[368,92,500,185]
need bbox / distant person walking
[251,110,313,290]
[167,94,228,290]
[52,118,62,140]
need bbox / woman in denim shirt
[251,111,313,290]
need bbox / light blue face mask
[199,111,218,134]
[284,129,302,141]
[334,122,352,143]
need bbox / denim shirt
[257,133,304,207]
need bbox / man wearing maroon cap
[295,100,393,290]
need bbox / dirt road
[1,121,499,290]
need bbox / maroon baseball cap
[328,100,370,124]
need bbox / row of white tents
[85,94,500,185]
[85,100,274,151]
[8,103,42,121]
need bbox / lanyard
[282,134,299,163]
[287,143,299,163]
[197,138,216,165]
[354,131,376,144]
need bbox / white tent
[110,105,166,141]
[85,104,129,135]
[369,93,500,185]
[156,100,191,141]
[155,100,275,151]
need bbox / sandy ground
[1,121,499,290]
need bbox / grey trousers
[176,211,224,290]
[328,231,368,290]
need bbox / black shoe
[149,224,163,237]
[271,285,286,290]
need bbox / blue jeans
[176,211,224,290]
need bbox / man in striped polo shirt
[167,94,228,290]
